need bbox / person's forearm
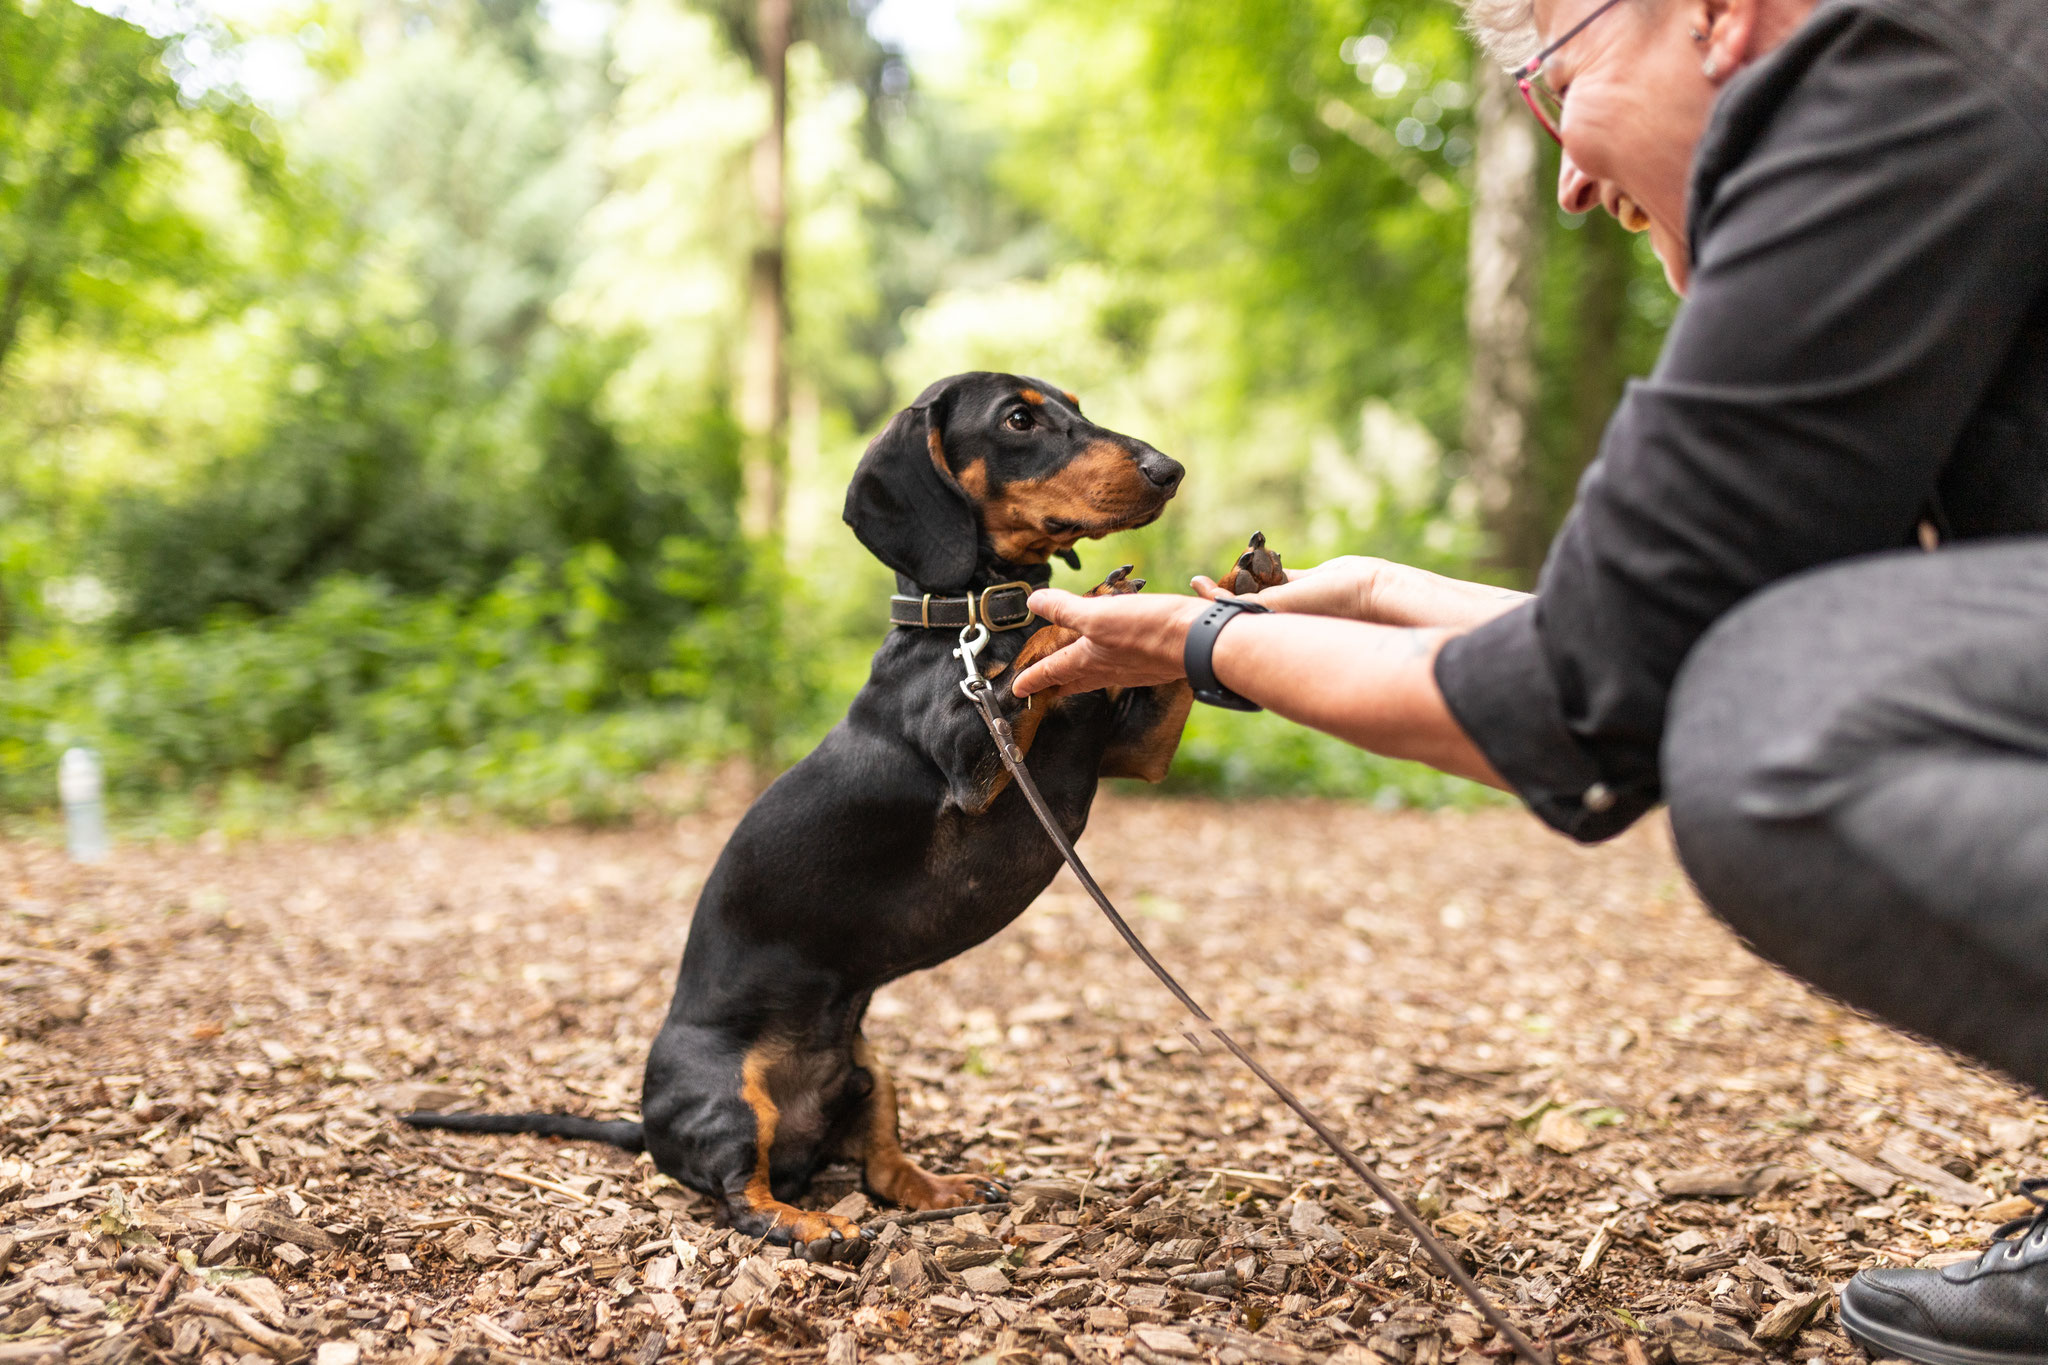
[1371,564,1531,630]
[1203,556,1530,630]
[1209,613,1508,789]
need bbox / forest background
[0,0,1678,833]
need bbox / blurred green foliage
[2,549,840,823]
[0,0,1672,828]
[0,0,231,383]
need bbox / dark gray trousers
[1664,538,2048,1093]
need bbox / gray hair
[1459,0,1541,67]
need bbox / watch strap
[1184,599,1269,711]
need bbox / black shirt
[1436,0,2048,841]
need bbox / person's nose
[1557,152,1602,216]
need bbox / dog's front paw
[925,1171,1009,1208]
[799,1228,871,1265]
[1218,531,1284,595]
[868,1155,1009,1212]
[731,1201,867,1259]
[897,1170,1007,1211]
[1086,564,1145,597]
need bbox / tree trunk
[1568,213,1632,498]
[1462,64,1544,580]
[0,258,34,389]
[737,0,791,546]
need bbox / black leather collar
[890,581,1035,632]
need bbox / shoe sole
[1841,1297,2048,1365]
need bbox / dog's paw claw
[733,1205,865,1252]
[1087,565,1144,597]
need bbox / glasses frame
[1516,0,1630,144]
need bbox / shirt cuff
[1434,603,1654,842]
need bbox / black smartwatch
[1184,598,1270,711]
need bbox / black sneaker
[1841,1178,2048,1365]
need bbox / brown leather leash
[953,623,1550,1365]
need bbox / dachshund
[403,373,1213,1259]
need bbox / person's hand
[1192,555,1386,618]
[1192,555,1528,630]
[1011,590,1205,698]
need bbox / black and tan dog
[404,373,1209,1257]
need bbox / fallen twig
[430,1158,594,1205]
[862,1200,1009,1230]
[132,1264,182,1326]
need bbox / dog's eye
[1004,409,1032,432]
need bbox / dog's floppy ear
[843,387,979,590]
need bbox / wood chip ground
[4,797,2043,1365]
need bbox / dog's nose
[1137,448,1184,490]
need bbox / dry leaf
[1532,1109,1592,1154]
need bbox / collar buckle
[977,581,1035,631]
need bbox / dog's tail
[399,1111,645,1152]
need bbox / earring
[1702,55,1720,77]
[1690,27,1706,41]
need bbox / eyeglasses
[1516,0,1629,144]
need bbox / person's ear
[842,381,980,591]
[1692,0,1757,82]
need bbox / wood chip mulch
[3,796,2044,1365]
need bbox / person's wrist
[1184,598,1269,710]
[1165,596,1205,661]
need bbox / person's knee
[1663,554,2048,1092]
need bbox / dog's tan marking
[1008,623,1080,701]
[853,1037,989,1211]
[979,441,1160,563]
[1062,390,1079,407]
[735,1041,863,1243]
[927,429,960,487]
[738,1041,784,1209]
[1019,388,1045,405]
[955,458,988,500]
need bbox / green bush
[102,327,499,634]
[1153,704,1508,809]
[0,548,830,823]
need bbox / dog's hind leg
[644,1034,865,1254]
[850,1035,1006,1211]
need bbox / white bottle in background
[59,748,108,864]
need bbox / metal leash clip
[953,621,991,700]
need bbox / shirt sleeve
[1437,3,2048,841]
